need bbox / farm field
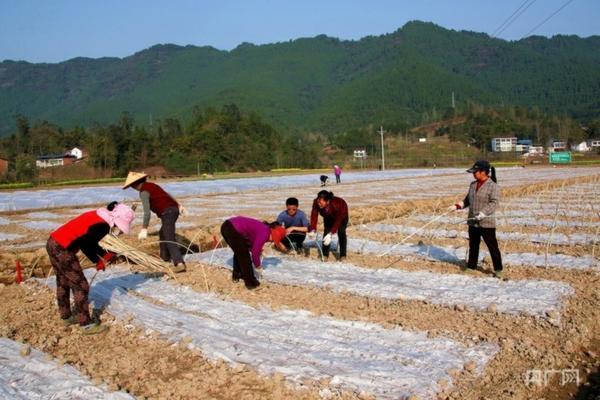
[0,166,598,399]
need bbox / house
[588,139,600,149]
[528,146,544,155]
[571,141,590,152]
[0,157,8,176]
[69,147,84,159]
[491,137,517,152]
[549,141,567,152]
[36,153,77,168]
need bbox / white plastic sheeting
[0,233,24,241]
[41,268,497,400]
[362,223,596,245]
[189,249,574,318]
[344,238,599,271]
[0,168,459,211]
[0,338,134,400]
[409,214,600,228]
[21,220,62,231]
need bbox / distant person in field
[123,171,186,273]
[46,201,134,334]
[448,160,503,279]
[220,216,287,290]
[309,190,349,261]
[319,175,329,186]
[334,165,342,184]
[277,197,310,253]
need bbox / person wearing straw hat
[220,216,287,290]
[308,190,349,261]
[448,160,504,279]
[46,201,134,334]
[123,171,186,273]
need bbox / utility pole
[379,126,385,171]
[451,92,455,109]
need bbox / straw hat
[122,171,148,189]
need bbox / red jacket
[310,196,348,234]
[140,182,178,217]
[50,211,109,262]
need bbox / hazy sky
[1,0,598,63]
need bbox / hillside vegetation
[1,21,599,136]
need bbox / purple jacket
[228,216,270,267]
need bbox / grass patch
[46,177,125,187]
[0,182,34,190]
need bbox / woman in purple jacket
[220,216,286,289]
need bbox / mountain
[0,21,599,137]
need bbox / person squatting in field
[449,160,504,279]
[46,201,134,334]
[309,190,349,261]
[277,197,310,254]
[123,171,186,273]
[220,216,287,290]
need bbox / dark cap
[466,160,491,173]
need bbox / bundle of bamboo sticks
[100,234,177,280]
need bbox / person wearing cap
[220,216,287,289]
[334,165,342,184]
[123,171,186,273]
[448,160,503,279]
[308,190,349,261]
[46,201,134,334]
[277,197,310,253]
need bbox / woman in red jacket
[309,190,349,261]
[46,201,134,334]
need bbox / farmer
[277,197,310,253]
[46,201,134,334]
[319,175,329,186]
[309,190,349,261]
[123,171,186,273]
[334,165,342,184]
[220,216,287,289]
[448,160,503,279]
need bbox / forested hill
[1,20,599,137]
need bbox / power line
[523,0,575,38]
[491,0,533,37]
[495,0,538,38]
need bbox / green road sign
[549,151,572,164]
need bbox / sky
[1,0,599,63]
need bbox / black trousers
[282,233,306,251]
[159,207,183,265]
[220,220,260,286]
[322,216,348,257]
[467,226,503,271]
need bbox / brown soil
[0,170,598,399]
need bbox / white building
[69,147,83,159]
[491,137,517,152]
[550,141,566,152]
[588,139,600,149]
[571,141,590,152]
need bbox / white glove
[475,212,486,221]
[179,205,187,216]
[447,204,459,211]
[138,228,148,240]
[322,233,332,246]
[307,231,317,240]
